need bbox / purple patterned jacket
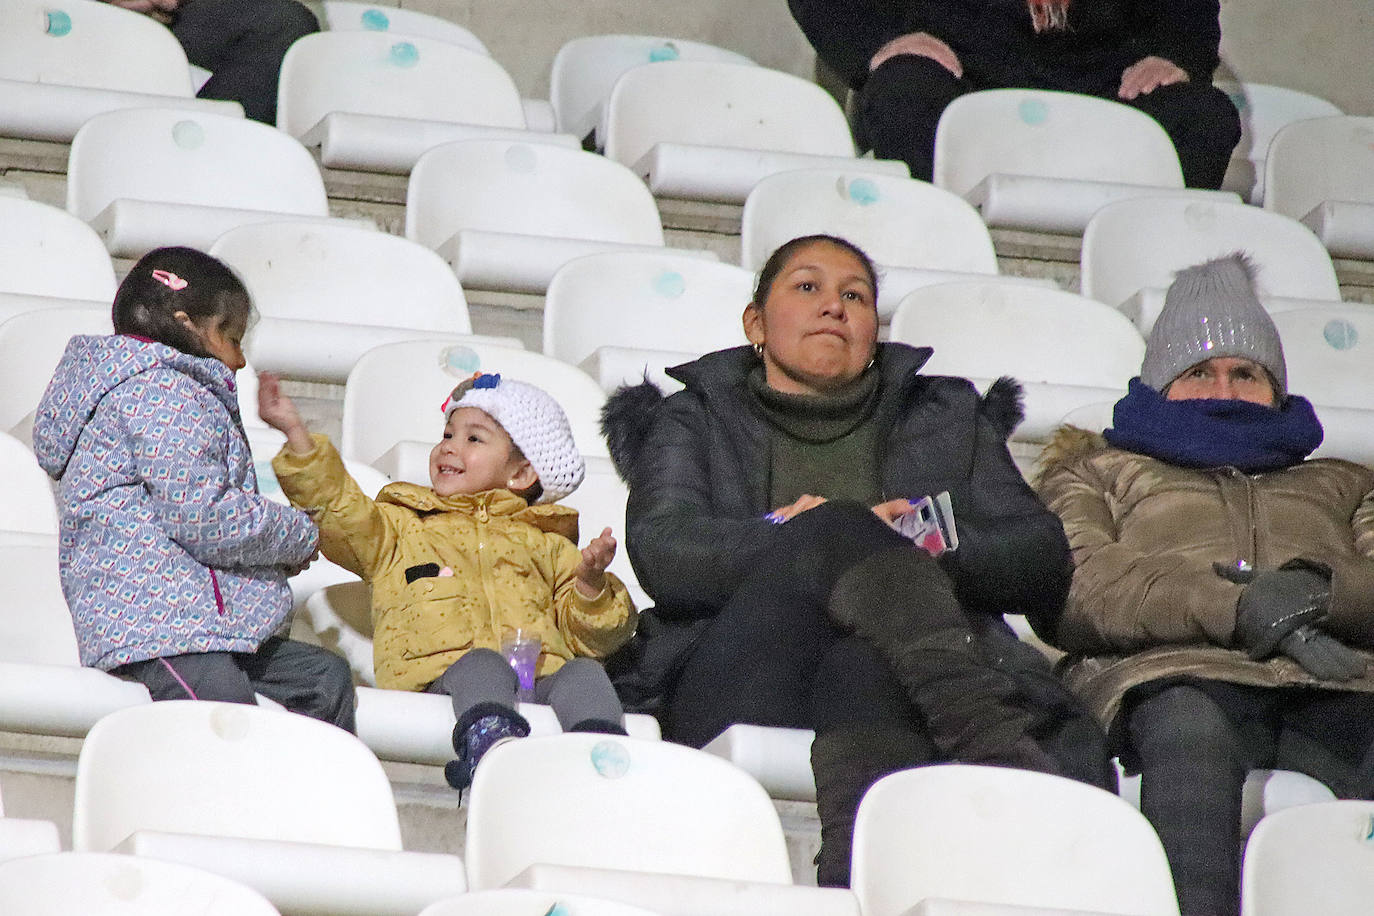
[33,335,319,670]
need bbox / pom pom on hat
[442,373,585,502]
[1140,252,1288,397]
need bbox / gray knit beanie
[441,372,585,503]
[1140,252,1287,397]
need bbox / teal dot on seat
[45,10,72,36]
[847,178,881,206]
[648,43,680,63]
[171,120,204,149]
[1018,98,1049,126]
[590,740,631,778]
[652,270,686,298]
[1323,319,1358,350]
[389,41,420,68]
[440,345,481,376]
[360,8,390,30]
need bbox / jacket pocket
[386,575,477,661]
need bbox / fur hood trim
[1032,424,1109,489]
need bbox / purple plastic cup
[501,632,540,702]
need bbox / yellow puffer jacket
[273,435,636,692]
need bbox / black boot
[445,702,531,790]
[811,721,935,887]
[828,548,1060,775]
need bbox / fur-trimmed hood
[1031,424,1109,491]
[601,344,1028,483]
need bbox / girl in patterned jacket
[33,247,355,731]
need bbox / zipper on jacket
[209,569,225,615]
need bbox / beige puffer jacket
[1034,426,1374,726]
[273,435,636,692]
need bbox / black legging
[171,0,319,124]
[856,53,1241,189]
[666,501,957,747]
[1126,680,1374,916]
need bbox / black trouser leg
[1122,81,1242,190]
[171,0,319,123]
[535,657,625,732]
[855,54,970,181]
[115,651,257,704]
[239,637,357,733]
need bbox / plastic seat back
[1081,197,1340,309]
[406,140,663,250]
[66,108,328,222]
[889,282,1144,388]
[0,199,116,301]
[422,889,666,916]
[1264,115,1374,219]
[0,306,111,434]
[932,88,1184,197]
[321,2,489,55]
[343,340,609,464]
[550,35,754,140]
[0,852,281,915]
[1241,800,1374,916]
[1272,307,1374,410]
[277,31,523,140]
[1215,82,1342,204]
[0,434,58,537]
[0,0,193,95]
[740,168,996,273]
[211,221,471,332]
[602,61,854,169]
[543,252,751,366]
[852,765,1179,916]
[465,734,792,890]
[0,540,76,664]
[72,701,403,852]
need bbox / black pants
[171,0,319,124]
[666,502,953,748]
[115,637,357,732]
[856,54,1241,189]
[1125,680,1374,916]
[428,648,625,731]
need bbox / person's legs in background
[1274,687,1374,801]
[854,54,971,181]
[1122,81,1242,190]
[171,0,319,123]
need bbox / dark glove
[1223,563,1331,659]
[1276,625,1368,682]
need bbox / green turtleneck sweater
[748,365,885,509]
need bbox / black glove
[1276,625,1368,682]
[1222,563,1331,659]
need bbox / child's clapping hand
[257,372,314,455]
[574,527,616,597]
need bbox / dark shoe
[567,718,628,735]
[444,702,531,790]
[811,722,936,887]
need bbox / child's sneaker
[445,703,531,790]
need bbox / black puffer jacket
[789,0,1222,91]
[602,344,1073,639]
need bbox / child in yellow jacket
[259,371,636,788]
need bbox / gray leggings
[427,648,623,731]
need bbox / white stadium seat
[1215,81,1342,205]
[603,61,907,204]
[933,88,1237,233]
[321,1,490,55]
[67,108,337,258]
[1264,115,1374,259]
[1241,800,1374,916]
[0,198,116,302]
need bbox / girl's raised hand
[256,372,314,454]
[574,527,616,597]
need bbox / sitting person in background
[261,371,637,790]
[789,0,1241,188]
[603,233,1112,887]
[105,0,317,123]
[1035,253,1374,916]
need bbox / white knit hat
[441,373,585,502]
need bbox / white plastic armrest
[0,78,241,143]
[302,112,578,174]
[966,174,1238,234]
[634,143,908,204]
[579,346,697,393]
[1301,199,1374,259]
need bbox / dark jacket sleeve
[623,391,778,617]
[1124,0,1221,82]
[940,399,1073,640]
[788,0,915,87]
